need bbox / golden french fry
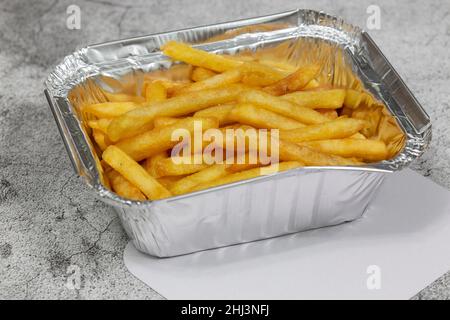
[206,124,253,153]
[87,118,112,134]
[279,118,367,143]
[227,153,266,173]
[145,81,167,103]
[344,89,376,109]
[115,117,219,161]
[162,41,287,84]
[149,80,190,97]
[340,106,353,117]
[349,132,366,140]
[227,162,260,173]
[316,108,338,120]
[162,41,242,72]
[302,79,320,90]
[239,73,267,87]
[85,102,141,118]
[157,176,185,190]
[263,65,320,95]
[193,103,236,126]
[176,69,242,95]
[205,124,353,167]
[228,103,305,130]
[344,89,363,109]
[107,170,146,201]
[190,161,302,192]
[169,163,231,195]
[103,91,145,103]
[239,89,329,125]
[300,139,388,161]
[240,61,288,86]
[143,152,168,177]
[92,129,110,151]
[102,146,172,200]
[257,59,297,73]
[278,139,363,166]
[107,84,244,141]
[191,67,217,82]
[352,104,383,137]
[281,89,346,109]
[153,117,180,128]
[155,157,210,177]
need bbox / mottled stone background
[0,0,449,299]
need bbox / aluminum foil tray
[44,9,431,257]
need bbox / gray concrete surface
[0,0,449,299]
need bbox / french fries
[107,170,146,201]
[85,102,141,118]
[169,163,231,195]
[317,109,338,120]
[153,117,180,128]
[189,161,302,193]
[156,80,190,97]
[239,89,329,125]
[162,41,242,72]
[145,81,167,103]
[191,67,217,82]
[227,153,264,173]
[344,89,375,109]
[239,61,288,86]
[194,103,236,126]
[103,91,145,103]
[302,79,320,90]
[281,89,346,109]
[88,118,112,134]
[278,139,362,166]
[300,139,388,161]
[257,58,297,73]
[162,41,287,85]
[228,104,305,130]
[352,104,383,137]
[279,118,367,143]
[92,129,110,151]
[154,157,210,177]
[157,176,184,189]
[350,132,367,140]
[102,146,172,200]
[263,65,320,95]
[107,84,244,141]
[115,117,219,161]
[376,115,403,143]
[73,40,406,201]
[175,68,242,95]
[143,152,168,178]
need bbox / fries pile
[76,40,405,201]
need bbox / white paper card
[124,169,450,299]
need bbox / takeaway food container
[45,9,431,257]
